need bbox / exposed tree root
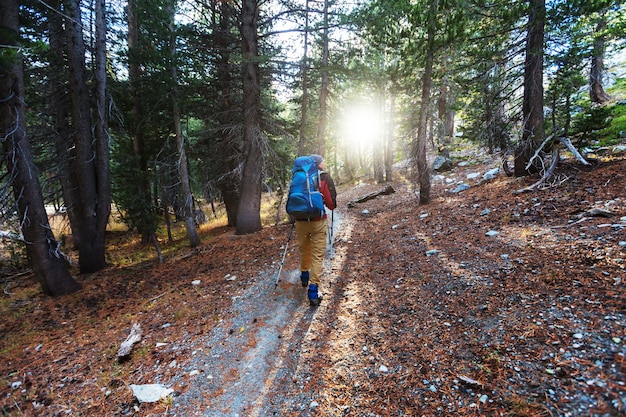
[513,137,591,194]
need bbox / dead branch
[525,134,555,172]
[117,323,143,358]
[559,137,591,165]
[513,147,560,194]
[0,230,24,241]
[513,134,593,195]
[580,207,614,218]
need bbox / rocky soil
[1,148,625,416]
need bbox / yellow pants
[295,218,328,286]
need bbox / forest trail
[2,154,625,417]
[169,211,348,416]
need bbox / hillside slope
[1,150,625,416]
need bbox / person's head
[310,154,325,170]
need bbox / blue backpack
[286,156,325,220]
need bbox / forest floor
[1,145,625,417]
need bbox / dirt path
[169,211,347,416]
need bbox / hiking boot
[309,296,323,307]
[300,271,310,288]
[308,284,321,307]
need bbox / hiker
[294,154,336,307]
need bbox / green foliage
[0,238,28,271]
[570,105,612,144]
[597,103,626,145]
[0,45,19,69]
[110,137,159,234]
[608,77,626,95]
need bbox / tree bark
[589,14,610,104]
[0,0,80,296]
[316,0,330,156]
[236,0,263,235]
[437,57,455,159]
[514,0,545,177]
[385,92,395,182]
[215,1,241,227]
[48,0,82,249]
[94,0,112,260]
[127,0,153,243]
[65,0,108,272]
[414,0,437,204]
[374,89,385,183]
[298,0,310,155]
[169,5,200,247]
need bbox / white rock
[483,168,500,178]
[191,280,201,285]
[485,230,500,236]
[130,384,174,403]
[379,365,389,373]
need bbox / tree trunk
[494,59,508,151]
[0,0,80,296]
[127,0,153,243]
[515,0,545,177]
[414,0,437,204]
[169,5,200,247]
[589,14,610,104]
[316,0,330,156]
[94,0,112,260]
[65,0,108,272]
[438,76,452,158]
[374,89,385,183]
[215,1,241,227]
[236,0,263,235]
[385,92,395,182]
[48,0,82,249]
[299,0,310,155]
[173,101,199,246]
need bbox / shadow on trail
[169,212,344,417]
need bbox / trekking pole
[328,211,334,285]
[274,222,295,288]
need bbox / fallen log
[117,323,143,358]
[347,185,395,208]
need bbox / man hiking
[289,154,336,307]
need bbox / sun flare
[339,103,381,151]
